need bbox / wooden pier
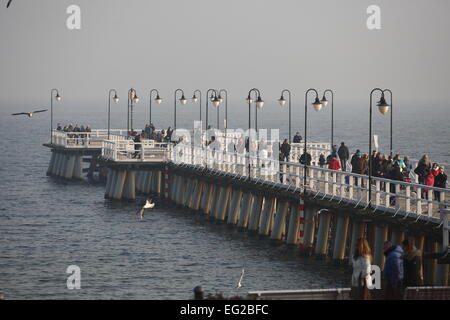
[44,129,450,287]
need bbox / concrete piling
[271,201,289,240]
[332,215,350,261]
[237,193,253,228]
[373,225,389,268]
[248,195,263,231]
[227,189,243,225]
[258,197,276,236]
[315,212,332,259]
[123,170,136,200]
[286,203,301,245]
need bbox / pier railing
[172,145,449,223]
[51,129,128,148]
[102,139,172,162]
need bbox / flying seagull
[6,0,12,8]
[139,199,155,219]
[11,109,48,117]
[236,268,245,289]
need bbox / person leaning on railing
[433,166,447,200]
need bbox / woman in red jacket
[328,156,342,171]
[424,163,440,199]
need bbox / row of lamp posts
[51,87,392,204]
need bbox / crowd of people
[56,123,92,134]
[277,138,448,196]
[136,123,174,143]
[351,237,425,300]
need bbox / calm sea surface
[0,102,448,299]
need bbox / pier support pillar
[64,155,75,179]
[425,240,438,285]
[248,195,263,231]
[373,225,389,269]
[390,229,405,246]
[227,189,243,225]
[217,186,232,221]
[123,170,136,200]
[212,186,223,218]
[51,153,60,175]
[332,215,350,261]
[286,203,301,245]
[104,169,113,199]
[436,244,449,286]
[237,193,253,228]
[315,212,332,259]
[47,152,56,176]
[73,155,83,180]
[348,220,366,264]
[271,201,289,240]
[302,208,316,255]
[258,197,276,236]
[112,170,126,200]
[203,184,214,215]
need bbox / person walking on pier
[414,155,431,184]
[299,152,311,166]
[328,155,341,171]
[280,139,291,162]
[434,165,447,200]
[383,241,404,300]
[293,132,302,143]
[338,142,349,171]
[319,154,326,168]
[402,238,423,287]
[424,163,439,199]
[351,238,373,300]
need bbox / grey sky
[1,0,450,110]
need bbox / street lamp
[108,89,119,140]
[278,89,292,142]
[149,89,162,126]
[127,88,139,137]
[304,88,322,188]
[246,88,264,178]
[219,89,228,149]
[192,89,202,123]
[381,89,393,154]
[205,89,219,168]
[368,88,391,204]
[320,89,335,149]
[50,88,61,144]
[174,89,187,130]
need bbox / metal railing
[51,129,128,148]
[102,139,172,162]
[172,144,450,223]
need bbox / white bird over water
[139,199,155,219]
[12,109,48,118]
[236,268,245,289]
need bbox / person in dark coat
[434,166,447,200]
[414,154,431,184]
[338,142,350,172]
[351,150,362,174]
[402,239,423,287]
[319,153,326,168]
[280,139,291,162]
[383,241,404,300]
[293,132,302,143]
[299,152,311,166]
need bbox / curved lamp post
[127,88,139,137]
[205,89,220,168]
[174,89,188,130]
[50,88,62,144]
[149,89,162,126]
[382,89,393,154]
[303,88,323,187]
[319,89,335,149]
[246,88,264,178]
[368,88,391,203]
[108,89,119,139]
[278,89,292,142]
[192,89,202,124]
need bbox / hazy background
[1,0,449,159]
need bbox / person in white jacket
[351,238,373,300]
